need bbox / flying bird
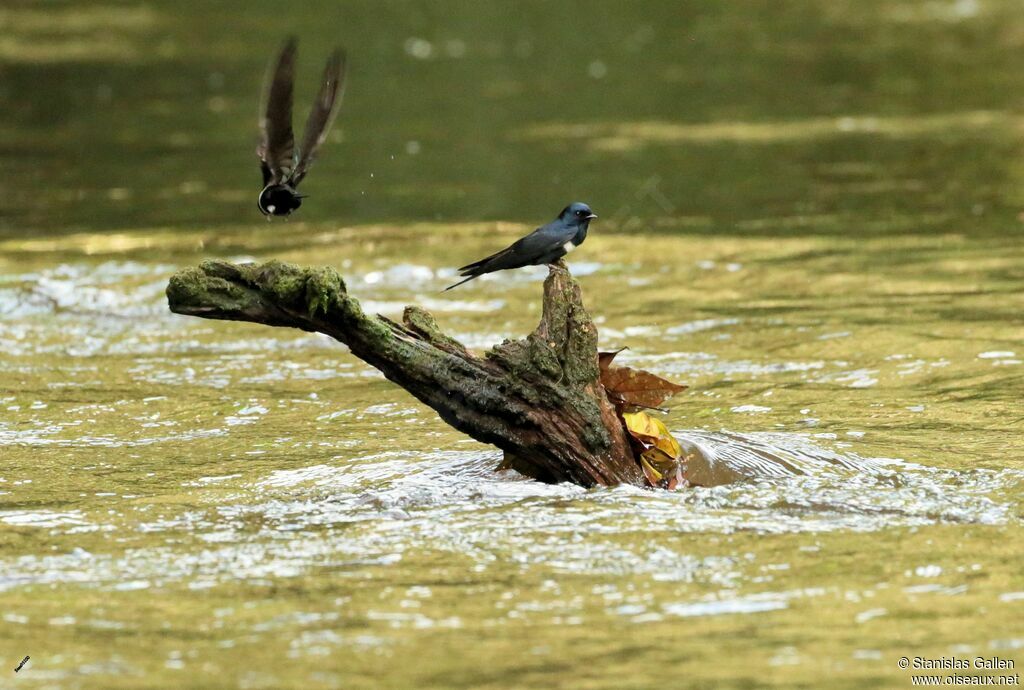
[257,38,347,218]
[446,202,597,290]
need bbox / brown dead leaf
[598,347,628,371]
[601,362,687,410]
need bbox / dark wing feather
[457,246,514,274]
[257,37,298,186]
[490,228,568,269]
[444,228,566,290]
[444,247,516,290]
[290,49,346,186]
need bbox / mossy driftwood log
[166,260,645,487]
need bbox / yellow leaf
[641,447,678,475]
[623,410,659,440]
[623,411,682,459]
[640,454,664,484]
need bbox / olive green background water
[1,1,1023,688]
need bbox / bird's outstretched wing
[257,37,298,186]
[291,49,346,187]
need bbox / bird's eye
[575,210,585,216]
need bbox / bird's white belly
[562,240,577,254]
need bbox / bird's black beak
[585,213,598,220]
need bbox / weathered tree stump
[166,259,645,487]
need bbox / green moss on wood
[305,266,346,317]
[166,264,250,313]
[262,262,307,305]
[403,307,468,353]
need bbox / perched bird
[257,38,347,218]
[446,202,597,290]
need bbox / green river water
[1,1,1023,688]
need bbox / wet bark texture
[166,259,644,487]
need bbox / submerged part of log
[166,259,644,487]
